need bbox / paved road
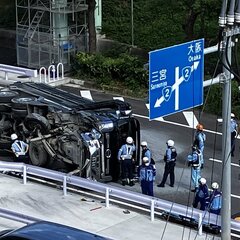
[0,79,238,238]
[60,85,240,217]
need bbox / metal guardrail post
[48,65,56,82]
[39,67,47,83]
[5,72,8,80]
[23,165,27,185]
[63,176,67,196]
[57,63,64,80]
[150,199,155,221]
[198,213,203,235]
[105,187,110,208]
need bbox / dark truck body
[0,82,140,182]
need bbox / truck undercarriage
[0,82,140,182]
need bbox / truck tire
[0,104,11,112]
[11,97,37,110]
[29,141,48,166]
[24,113,50,134]
[12,108,28,119]
[0,91,19,103]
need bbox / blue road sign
[149,39,204,120]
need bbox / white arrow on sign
[154,61,200,108]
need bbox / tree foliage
[102,0,221,50]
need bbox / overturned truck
[0,82,140,182]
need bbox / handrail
[0,64,38,80]
[0,161,240,235]
[0,207,42,224]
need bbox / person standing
[208,182,222,215]
[11,133,29,163]
[157,139,177,188]
[118,136,136,186]
[230,113,238,157]
[138,157,156,196]
[193,124,206,168]
[187,145,202,192]
[193,178,209,211]
[141,141,155,168]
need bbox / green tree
[102,0,221,50]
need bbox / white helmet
[212,182,219,189]
[143,157,150,166]
[143,157,149,163]
[141,141,147,147]
[199,178,206,185]
[231,113,235,118]
[11,133,18,141]
[126,136,133,144]
[167,139,174,147]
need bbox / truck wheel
[12,108,28,119]
[29,141,48,166]
[0,91,19,103]
[0,104,11,112]
[24,113,50,134]
[11,97,37,110]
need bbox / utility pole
[219,0,240,239]
[221,33,232,240]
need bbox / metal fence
[0,161,240,235]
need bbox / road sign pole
[221,33,232,240]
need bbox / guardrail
[0,161,240,236]
[0,208,42,225]
[0,64,38,80]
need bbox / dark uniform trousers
[121,159,133,181]
[161,161,175,186]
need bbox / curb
[65,77,146,101]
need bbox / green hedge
[72,52,148,93]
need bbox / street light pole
[131,0,134,46]
[221,33,232,240]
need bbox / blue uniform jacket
[195,131,206,151]
[209,190,222,210]
[118,144,136,160]
[196,184,209,200]
[138,164,156,182]
[142,148,151,160]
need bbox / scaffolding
[16,0,88,70]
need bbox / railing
[0,161,240,236]
[39,63,64,84]
[0,208,41,225]
[0,64,38,81]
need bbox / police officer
[230,113,238,157]
[187,145,202,192]
[208,182,222,215]
[141,141,155,168]
[193,123,206,168]
[11,133,29,163]
[157,139,177,188]
[193,178,209,211]
[118,136,136,186]
[138,157,156,196]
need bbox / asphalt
[0,71,221,239]
[0,173,220,240]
